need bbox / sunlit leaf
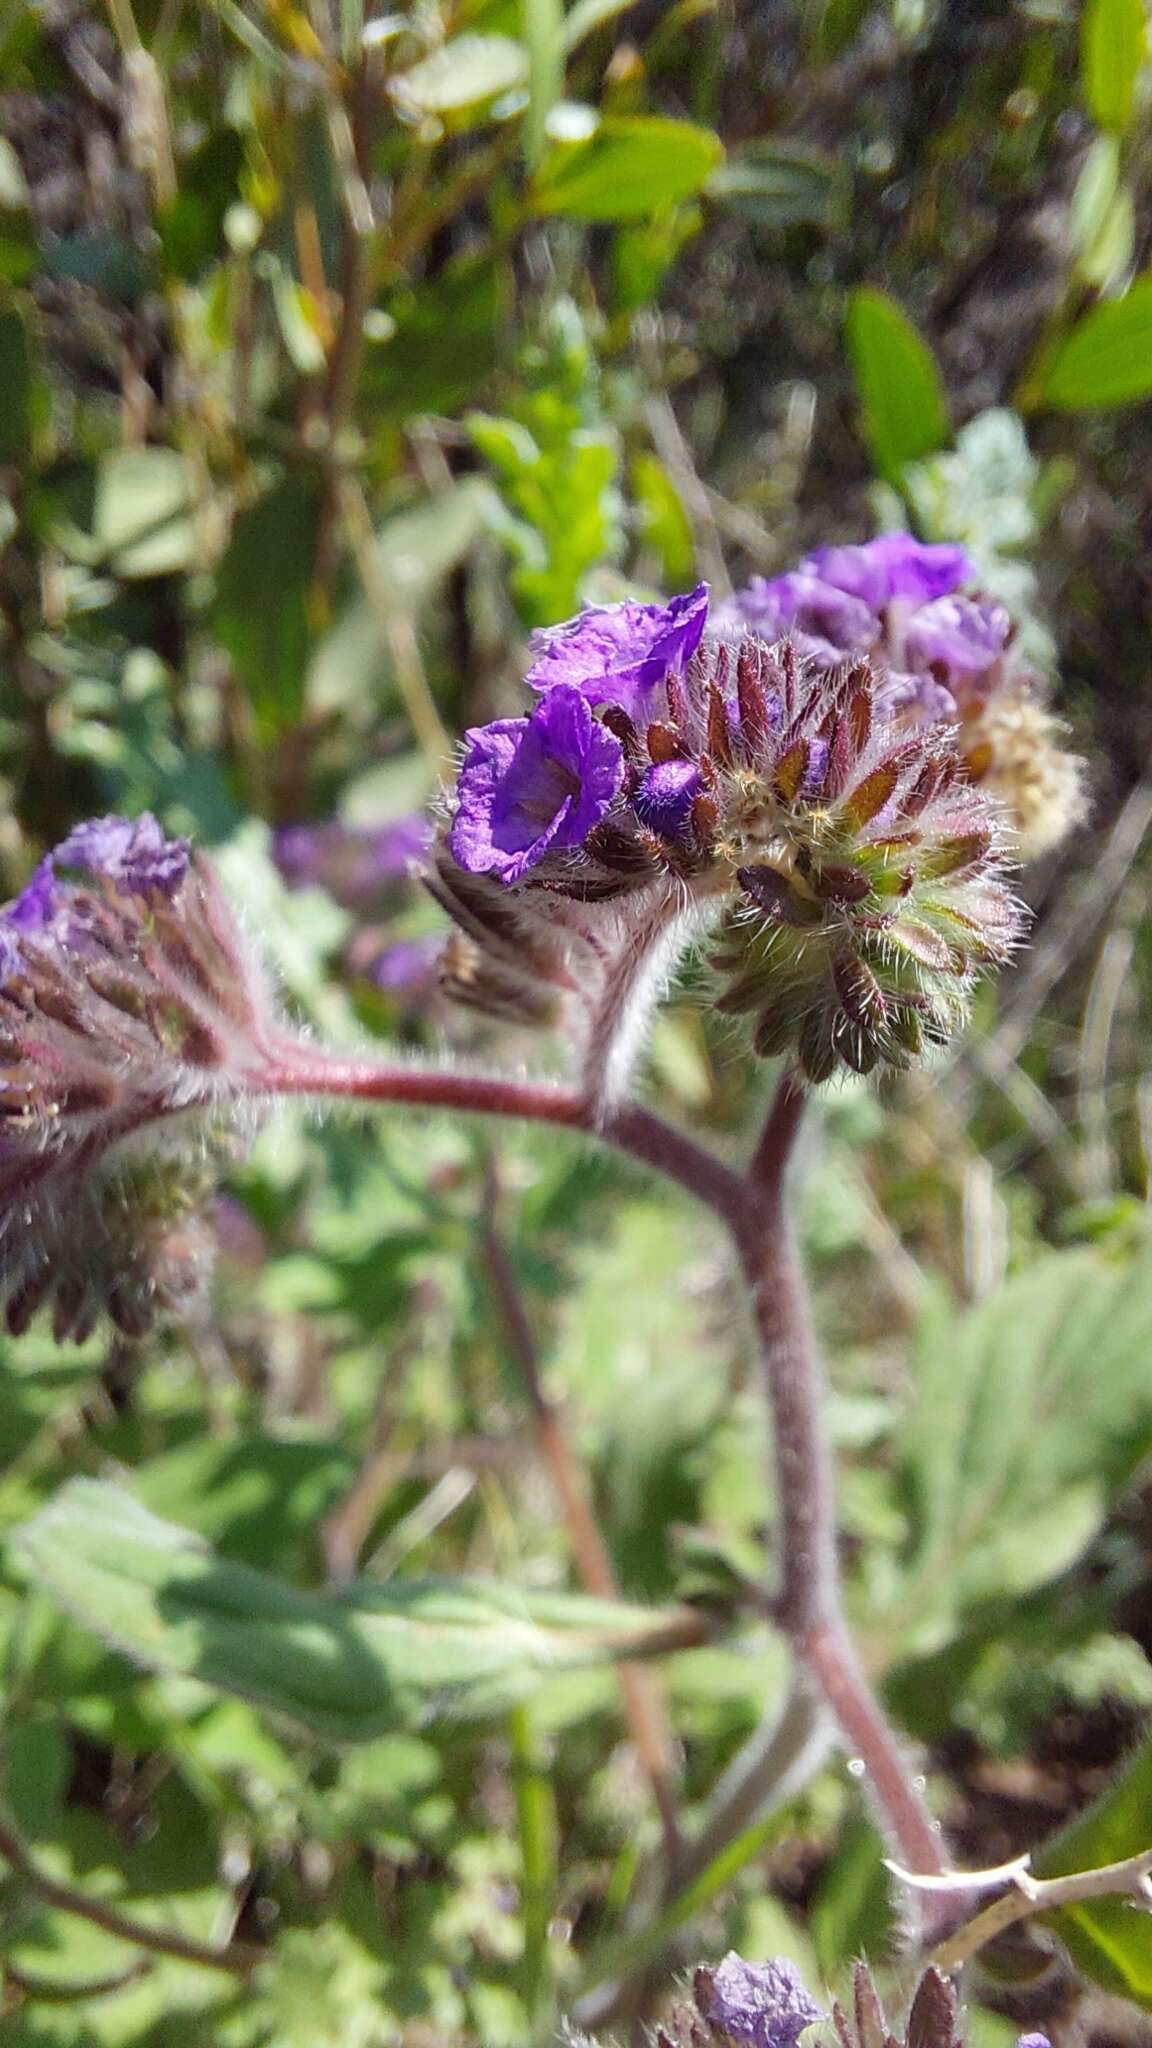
[845,287,951,483]
[1081,0,1146,134]
[10,1480,704,1744]
[1038,275,1152,410]
[532,116,724,222]
[390,34,527,115]
[1035,1731,1152,2004]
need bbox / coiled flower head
[720,535,1086,858]
[0,815,288,1340]
[439,584,1023,1089]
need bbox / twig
[478,1156,685,1865]
[0,1808,263,1977]
[928,1848,1152,1975]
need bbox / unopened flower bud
[0,814,290,1340]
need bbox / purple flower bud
[805,536,975,608]
[702,1953,825,2048]
[369,934,444,999]
[273,813,432,908]
[449,684,624,884]
[717,571,879,666]
[7,858,59,933]
[0,815,288,1341]
[1014,2034,1051,2048]
[53,812,191,899]
[633,759,703,841]
[526,584,708,719]
[904,595,1011,678]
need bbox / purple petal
[905,595,1011,677]
[7,858,60,933]
[704,1954,824,2048]
[805,536,975,607]
[54,813,190,898]
[449,688,623,884]
[526,584,709,718]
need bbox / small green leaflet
[1034,1730,1152,2006]
[532,117,724,223]
[1038,273,1152,411]
[845,287,951,484]
[1081,0,1147,135]
[9,1480,706,1745]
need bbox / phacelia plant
[433,546,1041,1089]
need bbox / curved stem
[737,1074,949,1905]
[269,1048,950,1913]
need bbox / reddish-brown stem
[738,1076,949,1908]
[267,1047,949,1908]
[478,1159,684,1863]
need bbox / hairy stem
[738,1073,948,1908]
[270,1048,950,1914]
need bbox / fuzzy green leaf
[9,1480,701,1744]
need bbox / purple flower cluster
[450,585,707,884]
[714,534,1013,720]
[0,814,282,1341]
[273,813,432,909]
[438,552,1028,1082]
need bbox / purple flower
[805,536,975,608]
[526,584,708,719]
[449,685,624,884]
[720,571,879,666]
[703,1954,824,2048]
[904,595,1011,678]
[53,813,190,898]
[370,934,443,998]
[7,858,59,933]
[633,759,703,841]
[273,813,432,907]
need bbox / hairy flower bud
[0,815,290,1340]
[610,1954,1049,2048]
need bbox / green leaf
[361,254,502,422]
[55,447,199,578]
[1082,0,1147,134]
[532,116,724,222]
[890,1245,1152,1655]
[845,287,951,483]
[708,141,840,230]
[9,1479,701,1744]
[156,128,244,279]
[211,471,322,738]
[1038,274,1152,410]
[1034,1731,1152,2003]
[390,34,528,116]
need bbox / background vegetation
[4,0,1152,2042]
